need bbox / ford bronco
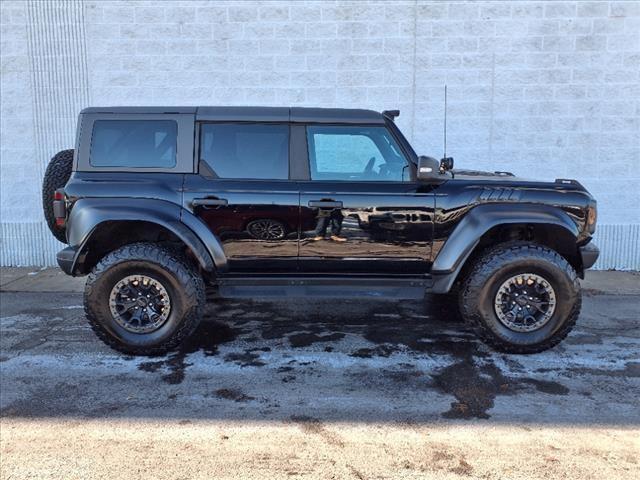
[42,106,599,355]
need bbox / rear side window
[90,120,177,168]
[200,123,289,180]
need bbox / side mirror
[417,156,443,182]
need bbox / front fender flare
[431,203,579,293]
[66,198,227,274]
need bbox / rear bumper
[580,242,599,270]
[56,246,79,275]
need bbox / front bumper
[580,242,599,270]
[57,246,79,276]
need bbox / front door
[183,122,299,272]
[298,124,435,274]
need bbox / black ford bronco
[42,106,599,355]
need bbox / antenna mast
[443,84,447,162]
[440,85,454,174]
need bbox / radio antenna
[443,84,447,162]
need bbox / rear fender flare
[431,203,579,293]
[67,198,227,273]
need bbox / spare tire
[42,149,74,243]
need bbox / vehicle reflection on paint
[197,205,301,242]
[301,207,433,241]
[188,184,303,268]
[299,192,434,274]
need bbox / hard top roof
[80,106,387,124]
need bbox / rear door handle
[308,200,343,208]
[192,197,228,207]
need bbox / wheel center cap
[516,296,528,306]
[137,297,148,307]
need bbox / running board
[214,275,433,299]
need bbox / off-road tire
[42,149,74,243]
[84,243,206,355]
[459,242,581,354]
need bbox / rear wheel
[84,243,205,355]
[42,149,74,243]
[459,242,581,353]
[246,219,287,240]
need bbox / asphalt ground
[1,268,639,479]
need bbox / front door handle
[308,200,343,208]
[192,197,228,207]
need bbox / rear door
[297,124,435,274]
[183,121,299,273]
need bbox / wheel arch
[66,198,227,275]
[431,203,581,293]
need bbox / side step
[214,275,433,299]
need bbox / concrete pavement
[1,268,639,479]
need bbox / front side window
[307,125,408,181]
[90,120,177,168]
[200,123,289,180]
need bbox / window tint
[200,124,289,180]
[307,126,408,181]
[90,120,177,168]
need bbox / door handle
[308,200,343,208]
[192,197,228,207]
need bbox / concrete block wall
[1,0,639,269]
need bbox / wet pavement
[1,269,639,479]
[1,278,639,424]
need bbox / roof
[80,106,387,124]
[80,107,198,114]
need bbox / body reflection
[312,204,346,242]
[299,186,435,274]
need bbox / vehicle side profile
[42,106,599,355]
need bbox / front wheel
[84,243,205,355]
[459,242,581,353]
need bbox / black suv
[42,106,599,355]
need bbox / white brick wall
[1,0,639,268]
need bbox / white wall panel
[1,1,638,269]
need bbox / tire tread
[42,149,74,243]
[84,242,205,355]
[459,242,581,354]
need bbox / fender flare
[431,203,579,293]
[66,198,227,274]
